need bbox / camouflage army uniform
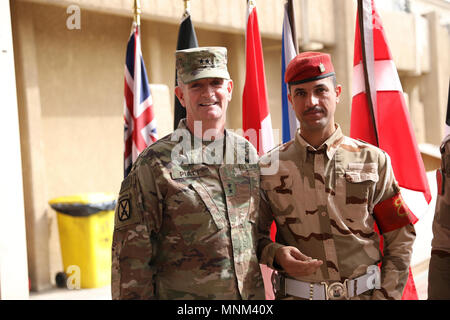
[111,119,265,300]
[428,134,450,300]
[258,125,416,300]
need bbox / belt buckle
[271,272,285,296]
[321,279,348,300]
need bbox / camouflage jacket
[257,125,416,300]
[431,134,450,255]
[111,120,265,300]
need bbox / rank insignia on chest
[118,198,131,221]
[225,182,236,197]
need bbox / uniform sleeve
[431,136,450,253]
[371,151,416,300]
[257,189,285,269]
[111,166,162,300]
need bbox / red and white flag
[243,0,275,300]
[350,0,431,300]
[243,0,274,156]
[351,0,431,205]
[124,21,157,177]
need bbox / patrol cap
[175,47,230,84]
[285,51,335,85]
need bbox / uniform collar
[175,118,238,165]
[294,124,344,163]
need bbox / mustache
[303,106,325,115]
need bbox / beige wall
[10,0,450,290]
[0,0,29,299]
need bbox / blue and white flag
[281,2,299,143]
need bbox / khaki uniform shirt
[258,125,415,300]
[111,120,264,300]
[431,134,450,255]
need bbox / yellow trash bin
[49,193,116,289]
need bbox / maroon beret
[285,51,335,84]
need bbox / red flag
[350,0,429,300]
[351,0,431,204]
[243,1,274,157]
[243,0,277,240]
[243,0,275,300]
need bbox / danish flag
[350,0,429,300]
[124,22,157,177]
[350,0,430,205]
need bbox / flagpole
[357,0,379,146]
[184,0,191,16]
[134,0,141,26]
[287,0,298,54]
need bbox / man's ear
[335,84,342,103]
[175,86,186,108]
[227,79,233,101]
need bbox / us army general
[111,47,265,299]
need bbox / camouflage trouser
[428,251,450,300]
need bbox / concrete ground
[29,285,111,300]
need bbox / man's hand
[275,246,323,277]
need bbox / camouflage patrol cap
[175,47,230,84]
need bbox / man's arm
[257,189,322,276]
[371,224,415,300]
[111,167,161,300]
[371,152,417,300]
[257,189,283,268]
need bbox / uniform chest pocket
[166,179,226,246]
[220,164,260,226]
[343,163,378,219]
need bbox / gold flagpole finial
[134,0,141,25]
[184,0,191,15]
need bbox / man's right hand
[274,246,323,277]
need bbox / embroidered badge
[118,198,131,221]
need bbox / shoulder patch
[117,198,131,221]
[114,174,142,229]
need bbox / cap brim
[288,72,335,85]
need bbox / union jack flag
[124,22,157,178]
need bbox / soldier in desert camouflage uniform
[428,133,450,299]
[257,52,416,300]
[111,47,265,299]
